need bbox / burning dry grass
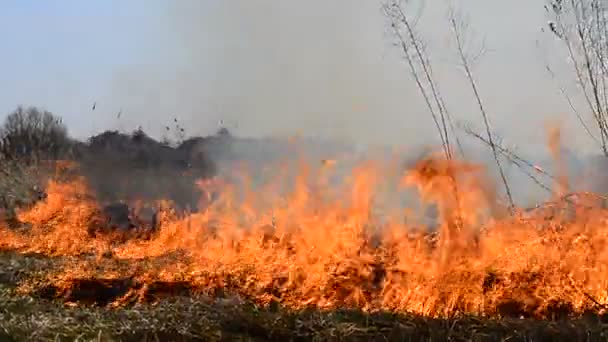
[2,153,608,339]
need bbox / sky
[0,0,169,137]
[0,0,593,154]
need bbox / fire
[2,151,608,319]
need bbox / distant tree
[0,106,70,160]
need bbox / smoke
[102,1,434,146]
[89,0,606,207]
[99,1,582,148]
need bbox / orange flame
[2,152,608,319]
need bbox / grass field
[0,251,607,341]
[2,156,608,341]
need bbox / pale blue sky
[0,1,590,153]
[0,0,172,137]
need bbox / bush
[0,106,70,160]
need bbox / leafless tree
[447,8,515,211]
[0,106,70,161]
[384,1,521,212]
[382,0,464,160]
[546,0,608,155]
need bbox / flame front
[2,153,607,319]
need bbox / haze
[0,0,590,153]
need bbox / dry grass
[0,159,42,214]
[0,252,606,341]
[3,154,608,340]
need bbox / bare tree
[0,106,70,161]
[546,0,608,155]
[384,1,520,213]
[382,0,464,160]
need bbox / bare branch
[460,123,554,195]
[383,4,450,159]
[384,0,466,160]
[448,8,515,211]
[545,65,599,144]
[547,0,608,155]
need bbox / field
[1,249,607,342]
[1,148,608,342]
